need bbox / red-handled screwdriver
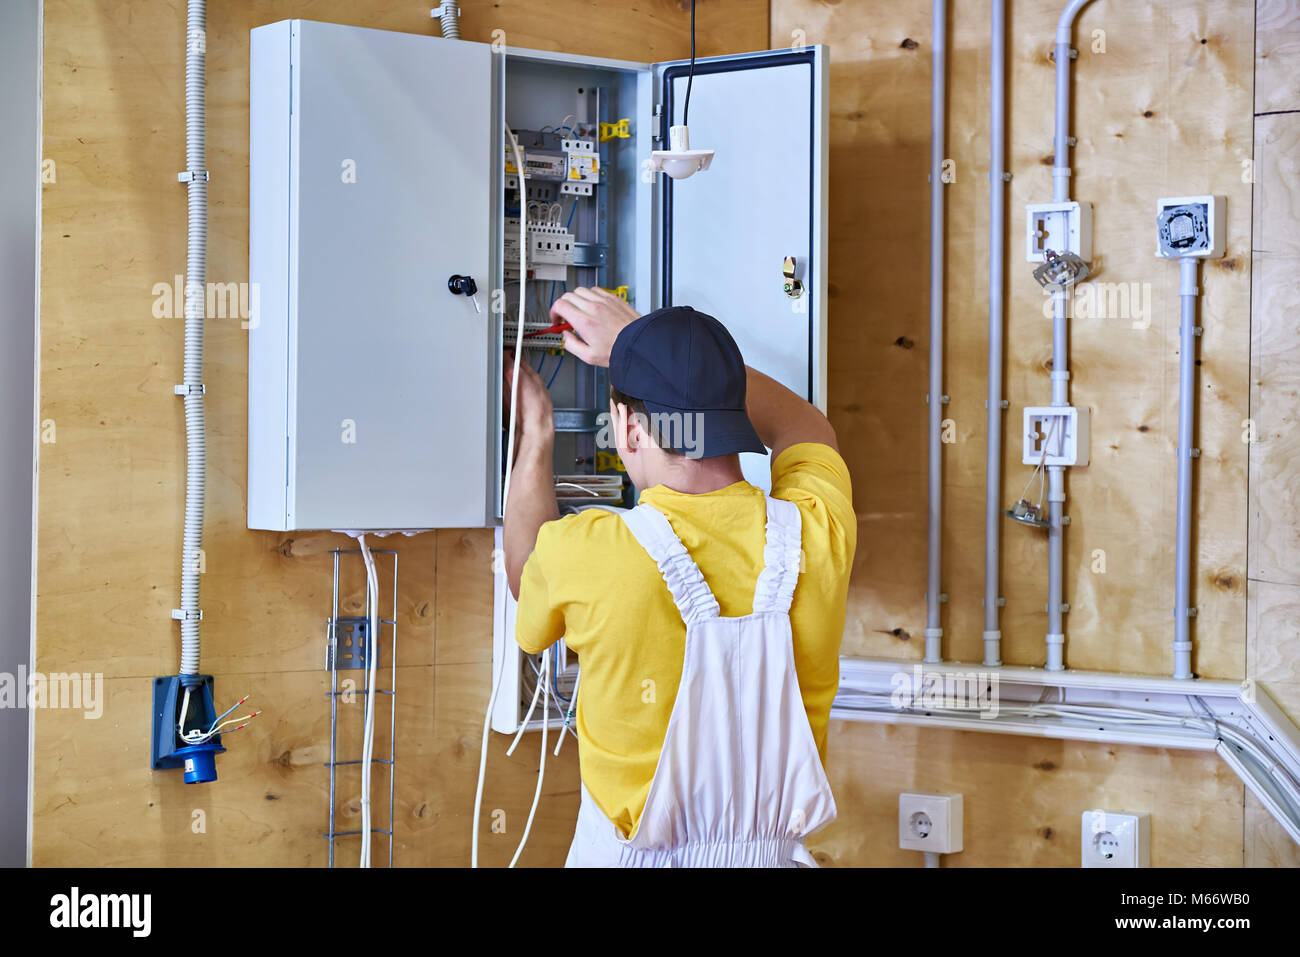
[524,320,573,338]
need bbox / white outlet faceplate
[1081,810,1150,868]
[899,792,963,854]
[1023,406,1090,467]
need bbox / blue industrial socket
[150,675,226,783]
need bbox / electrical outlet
[1081,810,1149,867]
[899,792,963,854]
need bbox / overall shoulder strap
[621,504,720,626]
[752,496,803,615]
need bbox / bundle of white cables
[470,125,554,868]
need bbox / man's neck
[652,453,746,495]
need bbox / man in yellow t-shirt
[503,287,855,859]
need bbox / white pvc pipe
[1043,0,1093,672]
[925,0,946,664]
[1173,256,1199,679]
[178,0,207,686]
[983,0,1007,668]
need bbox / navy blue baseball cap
[608,306,767,459]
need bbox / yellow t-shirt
[515,442,855,838]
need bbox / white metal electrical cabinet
[248,20,827,539]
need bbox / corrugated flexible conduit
[177,0,208,687]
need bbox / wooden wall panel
[777,0,1254,678]
[812,721,1242,867]
[33,0,769,867]
[1244,30,1300,864]
[1255,0,1300,112]
[34,0,1295,869]
[770,0,1262,866]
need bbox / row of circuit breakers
[505,132,601,281]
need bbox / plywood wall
[33,0,1296,868]
[771,0,1273,867]
[32,0,768,868]
[1244,0,1300,868]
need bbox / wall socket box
[1026,200,1093,262]
[899,792,963,854]
[1081,810,1150,867]
[1155,195,1225,259]
[1023,406,1090,467]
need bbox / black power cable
[683,0,696,126]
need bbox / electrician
[503,286,855,867]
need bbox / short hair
[608,384,684,456]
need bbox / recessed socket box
[1081,809,1149,868]
[1026,201,1092,263]
[1155,195,1225,259]
[1023,406,1090,467]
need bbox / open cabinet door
[250,21,496,530]
[654,48,828,491]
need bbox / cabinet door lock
[447,274,481,313]
[447,274,478,297]
[782,256,804,299]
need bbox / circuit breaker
[248,20,828,537]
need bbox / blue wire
[566,201,577,229]
[550,646,572,706]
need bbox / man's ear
[611,400,633,457]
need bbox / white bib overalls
[564,496,838,868]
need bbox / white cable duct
[175,0,207,686]
[1043,0,1094,672]
[833,656,1300,845]
[924,0,946,665]
[471,124,530,868]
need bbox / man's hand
[503,352,558,599]
[549,286,640,368]
[504,351,554,455]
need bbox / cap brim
[639,400,768,459]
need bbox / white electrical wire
[506,657,547,757]
[471,124,531,868]
[1016,416,1058,506]
[357,533,381,868]
[509,651,550,868]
